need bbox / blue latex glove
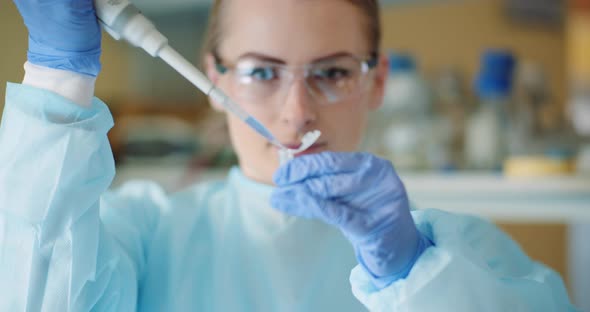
[271,152,433,288]
[13,0,102,76]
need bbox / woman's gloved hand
[271,152,433,288]
[13,0,102,76]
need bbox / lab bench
[114,165,590,222]
[401,172,590,223]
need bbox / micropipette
[94,0,320,163]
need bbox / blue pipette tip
[245,116,282,147]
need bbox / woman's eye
[245,67,278,81]
[314,67,350,80]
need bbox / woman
[0,0,575,311]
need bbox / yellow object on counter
[504,156,575,177]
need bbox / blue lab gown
[0,83,577,311]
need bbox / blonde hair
[203,0,381,56]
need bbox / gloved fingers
[273,152,371,186]
[287,165,407,211]
[271,184,356,227]
[271,183,397,238]
[293,173,412,229]
[295,170,363,198]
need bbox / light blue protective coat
[0,83,578,311]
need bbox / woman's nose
[279,79,317,131]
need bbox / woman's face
[207,0,388,184]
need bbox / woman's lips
[283,143,302,149]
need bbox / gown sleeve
[0,83,167,311]
[349,209,578,311]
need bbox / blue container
[475,50,516,98]
[388,52,416,73]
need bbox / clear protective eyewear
[214,52,378,106]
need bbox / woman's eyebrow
[236,51,356,65]
[311,51,354,63]
[237,52,286,64]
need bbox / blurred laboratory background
[1,0,589,309]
